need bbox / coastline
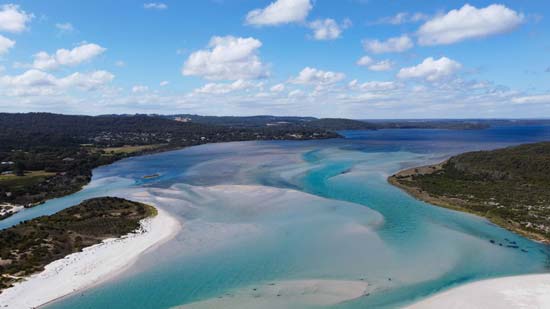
[407,273,550,308]
[0,206,181,309]
[388,163,549,244]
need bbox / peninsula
[389,142,550,242]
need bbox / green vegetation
[300,118,378,130]
[100,144,166,155]
[0,197,155,291]
[389,142,550,242]
[373,120,489,130]
[0,113,341,210]
[0,171,56,188]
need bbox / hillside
[0,113,340,210]
[389,142,550,242]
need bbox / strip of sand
[407,274,550,309]
[0,207,180,309]
[176,279,371,309]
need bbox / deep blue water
[2,126,550,308]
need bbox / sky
[0,0,549,118]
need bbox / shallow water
[3,126,550,308]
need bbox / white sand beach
[408,274,550,309]
[0,207,180,309]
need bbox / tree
[15,161,25,176]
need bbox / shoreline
[407,273,550,308]
[388,163,549,244]
[0,206,181,309]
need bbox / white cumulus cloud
[397,57,462,81]
[182,35,268,81]
[0,69,114,96]
[357,56,394,71]
[417,4,524,46]
[292,67,345,85]
[368,60,394,72]
[32,43,106,70]
[0,34,15,55]
[0,4,33,33]
[349,80,399,91]
[194,79,261,95]
[356,56,373,67]
[58,70,114,91]
[308,18,350,40]
[246,0,312,26]
[363,35,413,54]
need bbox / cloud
[132,85,149,93]
[55,22,74,34]
[143,3,167,10]
[291,67,345,85]
[246,0,312,26]
[308,18,351,40]
[349,80,399,91]
[288,89,304,97]
[0,4,33,33]
[356,56,393,71]
[194,79,261,95]
[182,35,268,81]
[270,83,285,92]
[512,94,550,104]
[397,57,461,81]
[373,12,429,25]
[58,71,114,91]
[32,43,106,70]
[363,35,413,54]
[0,34,15,55]
[0,69,114,96]
[368,60,394,71]
[115,60,126,67]
[159,80,169,87]
[356,56,373,66]
[417,4,523,46]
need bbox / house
[1,161,14,165]
[62,157,75,162]
[1,171,13,175]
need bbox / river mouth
[7,127,549,309]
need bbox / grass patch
[0,171,56,190]
[100,144,165,155]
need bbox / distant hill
[371,120,489,130]
[167,114,316,128]
[389,142,550,242]
[303,118,378,130]
[168,115,378,131]
[0,113,342,152]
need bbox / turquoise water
[3,126,550,308]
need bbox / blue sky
[0,0,549,118]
